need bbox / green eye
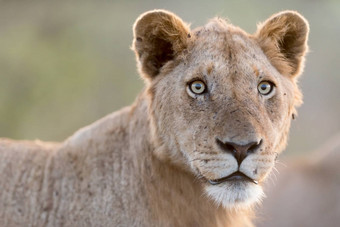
[189,80,206,94]
[258,81,274,95]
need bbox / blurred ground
[0,0,339,158]
[256,133,340,227]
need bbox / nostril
[216,138,235,154]
[247,139,262,154]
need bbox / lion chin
[205,182,264,209]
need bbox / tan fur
[0,10,309,226]
[255,11,309,77]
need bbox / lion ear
[132,10,190,79]
[255,11,309,77]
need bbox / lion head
[132,10,309,208]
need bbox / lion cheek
[240,154,276,182]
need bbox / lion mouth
[207,171,258,185]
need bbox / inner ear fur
[255,11,309,77]
[132,10,190,79]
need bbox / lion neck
[127,93,253,227]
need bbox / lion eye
[189,80,206,94]
[258,81,274,95]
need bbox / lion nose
[216,138,262,165]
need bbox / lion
[257,133,340,227]
[0,9,309,227]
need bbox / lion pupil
[261,84,268,91]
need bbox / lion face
[133,10,308,208]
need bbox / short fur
[0,10,309,227]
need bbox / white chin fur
[204,181,264,209]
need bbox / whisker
[275,160,287,168]
[267,171,277,187]
[272,166,280,175]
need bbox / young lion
[0,10,309,227]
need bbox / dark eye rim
[258,81,275,95]
[187,79,207,95]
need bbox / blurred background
[1,1,339,226]
[0,0,339,159]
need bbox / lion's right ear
[132,10,190,79]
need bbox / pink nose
[216,138,262,165]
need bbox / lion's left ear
[132,10,191,80]
[255,11,309,77]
